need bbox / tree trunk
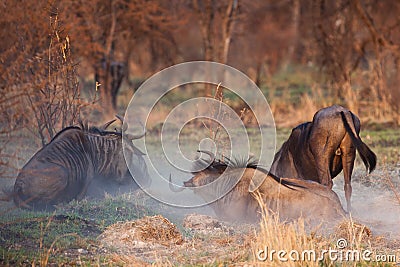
[193,0,215,96]
[220,0,238,65]
[282,0,300,71]
[98,0,117,117]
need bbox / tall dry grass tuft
[250,192,388,266]
[250,192,325,266]
[38,220,79,266]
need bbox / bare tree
[63,0,179,116]
[311,0,400,121]
[26,8,83,145]
[191,0,239,95]
[192,0,239,64]
[0,1,85,145]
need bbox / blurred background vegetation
[0,0,399,143]
[0,2,399,264]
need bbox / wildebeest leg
[76,183,89,201]
[311,143,334,189]
[76,170,94,201]
[341,134,356,212]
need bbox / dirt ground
[98,214,255,265]
[0,166,399,266]
[97,164,400,265]
[333,166,400,238]
[0,128,399,266]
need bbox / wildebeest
[169,151,346,223]
[11,116,150,210]
[270,105,377,212]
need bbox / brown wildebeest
[270,105,377,212]
[169,151,346,223]
[7,116,150,210]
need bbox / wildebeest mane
[79,120,122,137]
[192,154,304,189]
[191,158,227,174]
[49,121,121,144]
[49,126,82,142]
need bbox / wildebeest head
[82,115,151,189]
[121,134,151,189]
[170,150,346,223]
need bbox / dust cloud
[333,167,400,239]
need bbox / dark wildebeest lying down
[270,105,377,212]
[9,116,150,210]
[170,151,346,223]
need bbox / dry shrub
[99,215,183,248]
[0,3,92,147]
[24,10,85,146]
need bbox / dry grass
[99,215,183,248]
[250,192,399,266]
[333,219,372,247]
[250,193,323,266]
[99,214,255,265]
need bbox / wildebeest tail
[340,111,377,173]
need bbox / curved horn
[125,132,146,140]
[197,150,216,162]
[100,119,116,130]
[115,114,124,123]
[117,114,146,138]
[115,114,128,132]
[169,174,185,192]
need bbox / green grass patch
[0,193,157,265]
[360,128,400,165]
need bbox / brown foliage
[1,0,400,128]
[311,0,400,121]
[61,0,180,114]
[0,4,82,164]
